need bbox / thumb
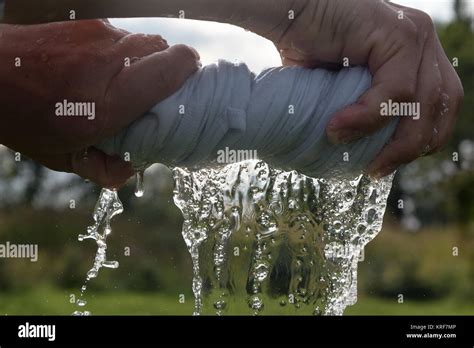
[104,44,201,138]
[35,148,134,189]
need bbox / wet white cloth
[97,60,398,177]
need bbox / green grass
[0,287,472,315]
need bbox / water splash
[73,188,123,316]
[173,160,394,315]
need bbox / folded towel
[97,60,397,177]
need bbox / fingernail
[368,166,396,179]
[327,128,364,144]
[189,47,201,61]
[188,47,202,68]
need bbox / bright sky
[110,0,472,72]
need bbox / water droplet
[134,170,145,197]
[248,296,264,311]
[345,191,354,201]
[87,269,98,279]
[77,299,87,307]
[357,224,367,233]
[213,300,227,310]
[104,225,112,235]
[366,208,377,224]
[102,261,119,269]
[254,263,269,282]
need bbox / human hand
[3,0,464,179]
[268,0,464,178]
[0,19,200,187]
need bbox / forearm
[3,0,307,40]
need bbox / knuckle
[122,33,145,43]
[172,44,198,63]
[85,19,113,33]
[412,9,435,30]
[397,9,434,44]
[72,19,112,36]
[143,34,169,51]
[399,19,418,42]
[116,34,169,56]
[116,33,146,51]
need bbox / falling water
[76,160,393,315]
[135,171,145,198]
[73,188,123,316]
[172,160,394,315]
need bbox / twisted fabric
[97,60,398,177]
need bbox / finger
[280,56,323,69]
[103,44,201,138]
[280,49,321,68]
[69,19,127,42]
[367,35,442,178]
[326,38,421,144]
[279,48,342,70]
[366,116,434,178]
[35,148,134,189]
[100,19,131,36]
[111,33,170,58]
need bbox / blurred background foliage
[0,1,472,314]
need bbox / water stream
[75,161,393,315]
[172,160,394,315]
[73,188,123,316]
